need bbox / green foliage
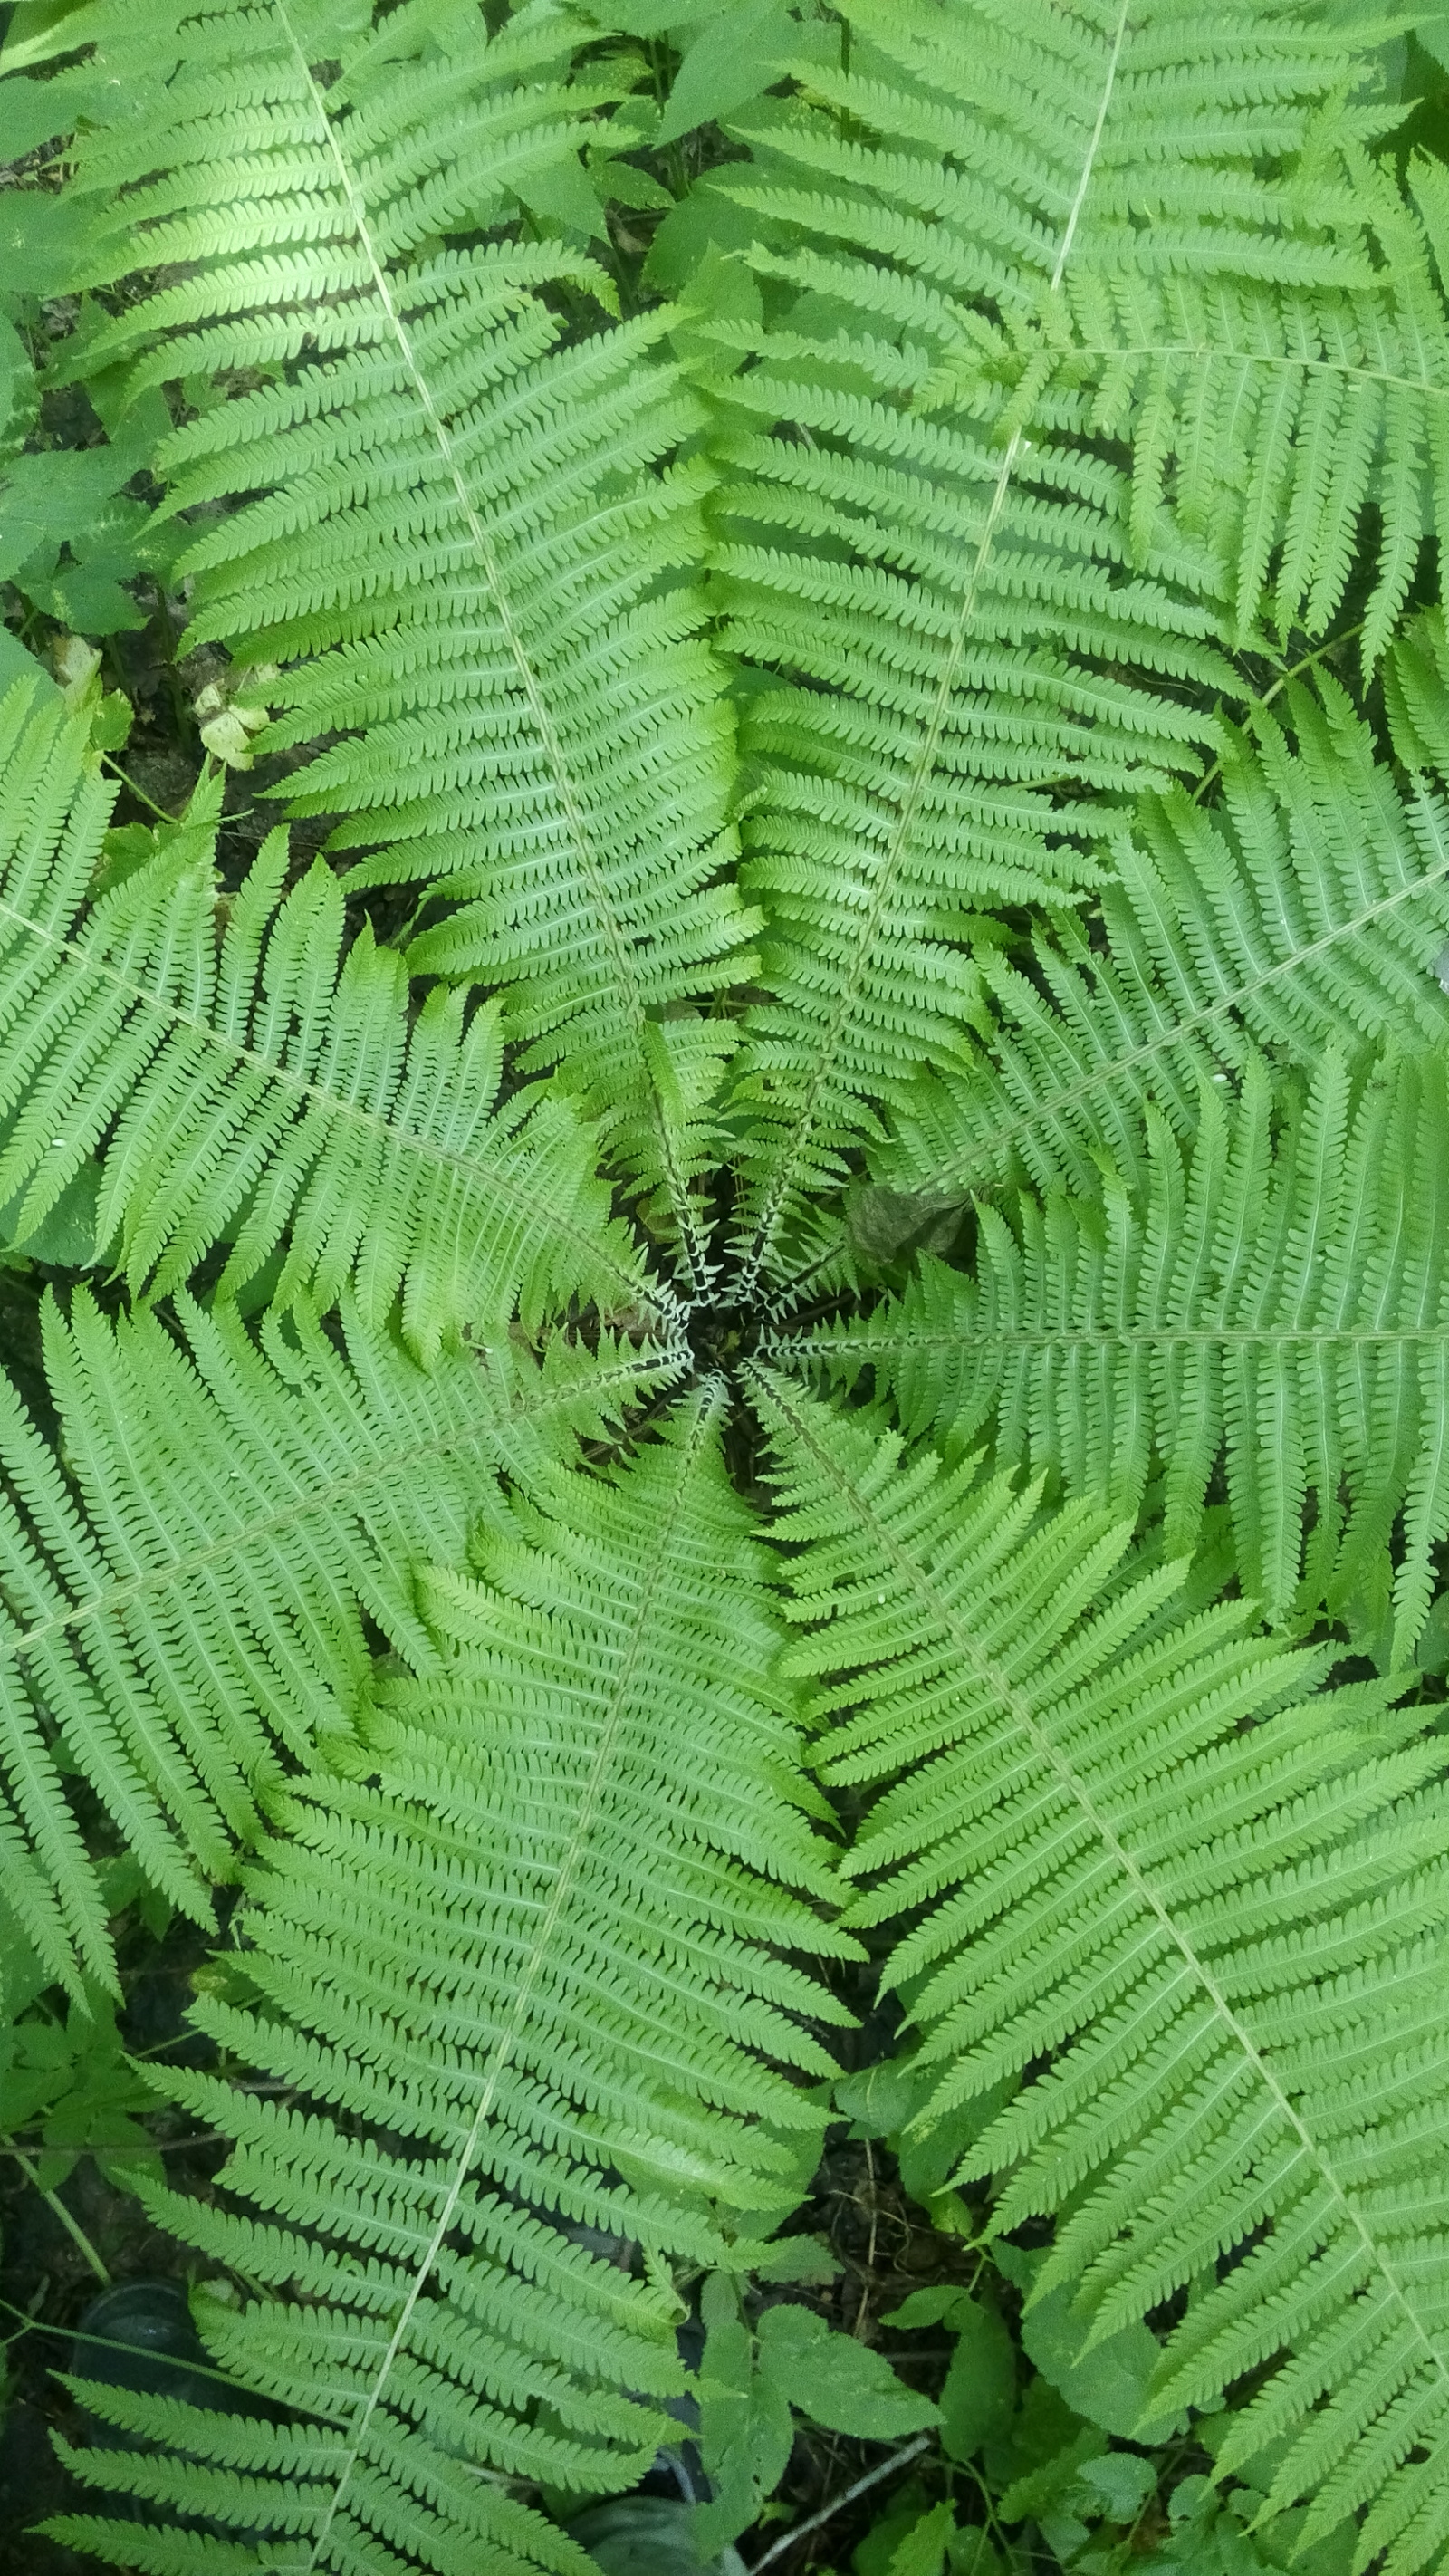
[0,1937,158,2196]
[695,2268,941,2552]
[883,2288,1014,2465]
[869,652,1449,1209]
[0,1278,678,1994]
[799,1040,1449,1658]
[0,3,1444,2572]
[0,683,648,1353]
[47,0,757,1260]
[49,1393,855,2571]
[801,0,1449,666]
[761,1373,1449,2572]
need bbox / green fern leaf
[793,1045,1449,1657]
[870,658,1449,1214]
[51,0,755,1263]
[804,0,1449,667]
[0,685,647,1353]
[755,1368,1449,2575]
[0,1281,679,1993]
[698,0,1449,1284]
[45,1391,854,2568]
[702,108,1232,1279]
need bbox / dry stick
[749,2434,935,2573]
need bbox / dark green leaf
[756,2302,940,2438]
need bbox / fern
[692,0,1449,1285]
[807,0,1449,664]
[0,684,652,1355]
[0,1275,679,1994]
[47,1391,855,2574]
[758,1371,1449,2574]
[859,641,1449,1216]
[0,3,1448,2571]
[51,0,756,1260]
[795,1044,1449,1658]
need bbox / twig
[4,2139,110,2285]
[749,2433,934,2572]
[99,752,182,822]
[0,2292,254,2402]
[856,2138,878,2336]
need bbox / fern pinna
[0,1,1447,2571]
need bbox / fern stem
[801,1323,1449,1350]
[5,2139,110,2284]
[99,755,180,823]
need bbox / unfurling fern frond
[794,1047,1449,1658]
[873,664,1449,1210]
[45,1393,854,2573]
[53,0,753,1257]
[816,0,1449,668]
[0,686,645,1354]
[0,1283,678,1994]
[755,1370,1449,2576]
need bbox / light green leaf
[1076,2453,1157,2524]
[0,623,57,700]
[656,0,795,142]
[888,2502,955,2576]
[514,148,609,238]
[853,2482,936,2576]
[994,2253,1176,2445]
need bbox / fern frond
[705,0,1449,1285]
[0,1283,680,1994]
[55,0,755,1261]
[0,683,647,1354]
[871,664,1449,1210]
[792,1045,1449,1658]
[705,65,1238,1280]
[754,1369,1449,2572]
[49,1391,853,2571]
[814,0,1449,668]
